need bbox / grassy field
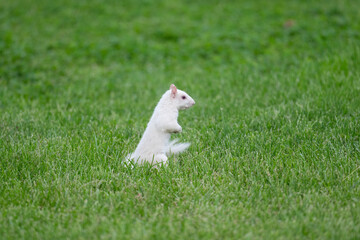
[1,0,360,239]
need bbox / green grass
[1,0,360,239]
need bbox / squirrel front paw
[174,126,182,133]
[169,125,182,133]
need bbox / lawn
[1,0,360,239]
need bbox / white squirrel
[125,84,195,166]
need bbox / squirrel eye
[182,96,186,99]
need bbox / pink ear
[170,84,177,98]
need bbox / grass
[1,0,360,239]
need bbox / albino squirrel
[126,84,195,166]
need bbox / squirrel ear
[170,84,177,98]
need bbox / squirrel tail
[167,139,191,155]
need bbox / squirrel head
[169,84,195,110]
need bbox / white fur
[125,84,195,166]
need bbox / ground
[1,0,360,239]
